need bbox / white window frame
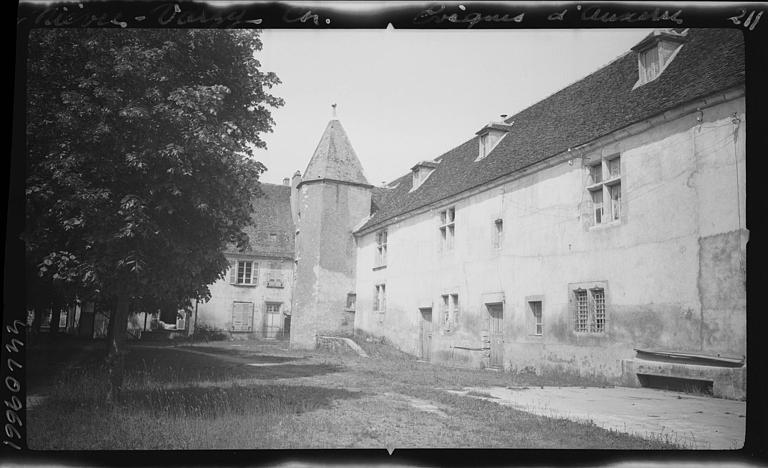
[374,284,386,322]
[492,218,504,249]
[586,155,621,227]
[529,300,543,336]
[439,207,456,252]
[441,293,459,331]
[375,230,388,268]
[232,260,258,286]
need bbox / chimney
[282,177,290,186]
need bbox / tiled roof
[358,29,744,233]
[226,183,295,258]
[302,119,370,186]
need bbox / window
[441,293,459,331]
[373,284,386,322]
[492,218,504,249]
[231,260,257,285]
[269,233,278,243]
[573,287,606,334]
[592,289,605,333]
[586,155,621,226]
[638,47,661,84]
[231,301,254,332]
[410,161,438,191]
[588,162,603,185]
[479,133,489,159]
[375,230,387,267]
[346,293,356,311]
[591,190,603,225]
[439,207,455,251]
[609,184,621,221]
[412,170,423,189]
[529,301,543,336]
[266,261,283,288]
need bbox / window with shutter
[232,301,254,332]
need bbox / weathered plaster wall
[355,96,746,382]
[195,256,293,337]
[291,182,371,348]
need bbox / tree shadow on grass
[119,384,364,419]
[178,345,302,362]
[126,347,343,384]
[30,384,364,429]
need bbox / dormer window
[474,121,511,161]
[631,29,687,87]
[410,161,438,191]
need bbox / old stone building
[194,183,296,338]
[202,29,747,398]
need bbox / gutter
[355,84,745,237]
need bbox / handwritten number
[752,11,764,30]
[729,9,763,30]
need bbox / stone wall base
[621,358,746,400]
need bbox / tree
[25,29,283,397]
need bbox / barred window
[574,290,589,333]
[574,287,606,334]
[592,289,606,333]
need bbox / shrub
[192,323,228,342]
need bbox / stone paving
[450,386,746,449]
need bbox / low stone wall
[316,335,368,357]
[620,358,746,400]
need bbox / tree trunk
[50,303,61,336]
[105,295,130,402]
[31,307,43,342]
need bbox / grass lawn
[27,336,679,449]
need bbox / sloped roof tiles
[226,183,295,258]
[358,29,745,233]
[302,118,370,186]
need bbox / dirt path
[452,386,746,449]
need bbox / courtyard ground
[26,336,742,450]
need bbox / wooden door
[420,308,433,361]
[264,303,281,339]
[488,303,504,368]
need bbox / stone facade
[353,95,746,393]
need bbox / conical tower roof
[302,118,370,187]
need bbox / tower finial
[332,103,337,119]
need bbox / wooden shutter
[229,260,237,284]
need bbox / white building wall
[355,95,746,380]
[195,256,294,337]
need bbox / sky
[254,28,655,186]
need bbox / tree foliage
[25,29,282,321]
